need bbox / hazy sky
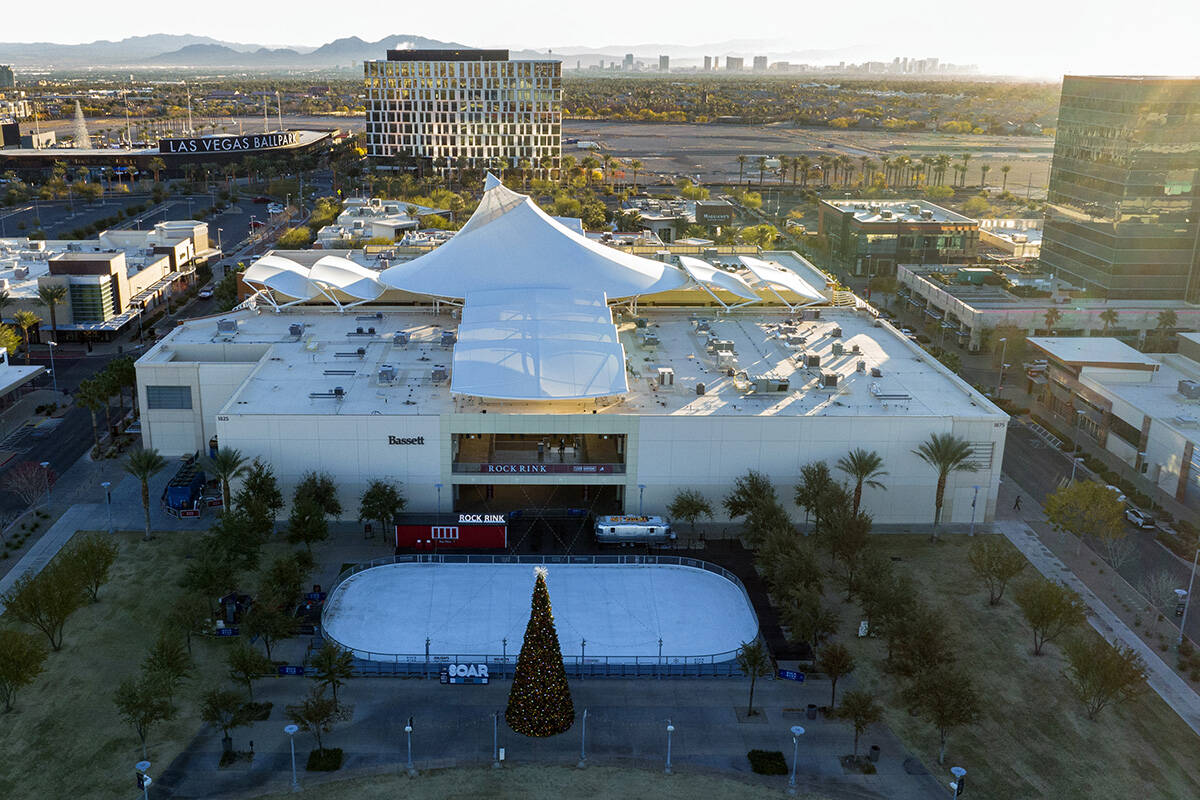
[4,0,1198,78]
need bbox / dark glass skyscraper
[1041,76,1200,301]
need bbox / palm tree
[628,159,643,192]
[756,156,768,186]
[124,448,167,541]
[1000,164,1011,192]
[1043,307,1062,334]
[203,447,249,511]
[12,310,40,364]
[36,285,68,343]
[836,449,888,515]
[935,154,951,186]
[912,433,978,538]
[796,155,811,187]
[980,164,991,188]
[879,156,892,187]
[1156,309,1178,350]
[148,157,166,183]
[777,155,791,186]
[1099,309,1119,333]
[959,153,971,186]
[737,155,747,184]
[76,378,105,453]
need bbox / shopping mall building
[135,177,1007,528]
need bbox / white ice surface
[322,563,759,662]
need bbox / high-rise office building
[659,55,670,72]
[364,49,561,176]
[0,65,14,89]
[726,57,744,71]
[752,56,768,72]
[703,56,712,71]
[623,53,634,70]
[1041,76,1200,301]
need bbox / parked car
[1106,485,1128,503]
[198,287,214,299]
[267,203,285,215]
[1125,506,1156,529]
[252,196,271,204]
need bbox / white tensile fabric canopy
[451,288,627,400]
[737,255,826,306]
[677,256,762,307]
[243,253,385,307]
[379,175,688,300]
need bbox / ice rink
[322,562,759,662]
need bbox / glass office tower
[1041,76,1200,300]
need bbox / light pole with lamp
[1179,549,1199,647]
[135,760,151,800]
[47,340,58,392]
[284,723,300,792]
[664,719,675,774]
[787,725,805,795]
[404,719,416,776]
[39,461,51,506]
[949,765,967,797]
[638,483,646,516]
[994,337,1007,397]
[435,483,443,516]
[577,708,589,769]
[101,480,113,533]
[1069,456,1085,484]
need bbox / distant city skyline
[1,0,1197,78]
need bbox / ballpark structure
[364,49,561,175]
[136,176,1006,528]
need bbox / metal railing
[322,554,758,678]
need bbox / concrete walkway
[156,675,945,800]
[994,487,1200,737]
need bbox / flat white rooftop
[145,303,1001,419]
[825,199,973,225]
[322,562,758,661]
[1029,337,1160,369]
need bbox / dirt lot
[564,120,1052,193]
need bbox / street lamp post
[1069,456,1085,484]
[492,710,501,769]
[949,766,967,797]
[39,461,51,506]
[787,725,805,795]
[994,337,1008,397]
[101,480,113,533]
[664,720,675,775]
[284,724,300,792]
[638,483,646,516]
[47,340,58,392]
[435,483,443,516]
[1179,549,1199,647]
[404,721,416,776]
[578,708,588,768]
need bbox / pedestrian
[1013,495,1021,511]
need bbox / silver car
[1125,506,1155,529]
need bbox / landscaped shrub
[306,748,343,771]
[747,749,789,775]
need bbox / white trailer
[594,515,675,545]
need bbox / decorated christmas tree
[505,567,575,737]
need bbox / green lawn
[0,530,290,799]
[839,534,1200,799]
[254,765,828,800]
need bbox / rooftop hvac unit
[754,376,789,393]
[880,210,893,220]
[378,364,397,383]
[851,343,861,354]
[356,347,366,357]
[657,367,675,386]
[803,308,821,321]
[641,332,660,348]
[857,360,867,373]
[431,366,448,383]
[696,382,706,396]
[871,367,882,377]
[440,331,457,347]
[832,342,844,356]
[393,331,410,348]
[908,204,921,214]
[13,267,28,279]
[831,327,843,338]
[1179,380,1200,400]
[920,209,934,220]
[288,323,304,337]
[823,373,840,388]
[786,334,807,348]
[368,327,376,334]
[695,320,712,334]
[356,327,364,334]
[216,319,238,334]
[333,386,345,398]
[806,354,821,368]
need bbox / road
[1002,421,1200,639]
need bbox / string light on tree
[505,567,575,737]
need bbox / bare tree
[3,461,57,508]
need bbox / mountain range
[0,33,887,71]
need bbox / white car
[1125,506,1155,529]
[268,203,285,215]
[1106,485,1128,504]
[198,288,214,300]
